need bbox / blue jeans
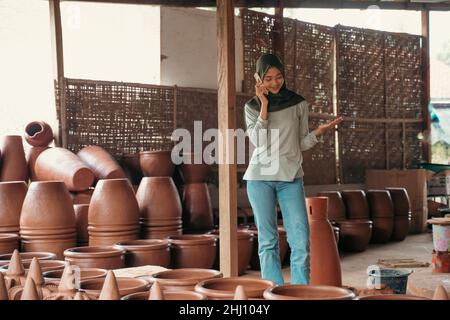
[246,178,310,285]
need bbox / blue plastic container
[367,267,413,294]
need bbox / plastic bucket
[367,266,413,294]
[432,225,450,252]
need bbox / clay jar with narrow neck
[169,234,217,269]
[20,181,77,259]
[26,147,49,181]
[34,147,94,192]
[24,121,54,147]
[0,135,28,182]
[306,197,342,287]
[88,178,140,246]
[64,246,125,269]
[182,183,214,232]
[0,181,28,234]
[74,204,89,246]
[114,239,170,268]
[341,190,370,220]
[180,152,212,183]
[77,145,126,181]
[139,150,174,177]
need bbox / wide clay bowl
[80,277,149,298]
[357,294,430,300]
[263,284,356,300]
[64,246,125,269]
[139,150,174,177]
[121,290,207,300]
[0,251,56,266]
[114,239,170,268]
[0,259,66,273]
[43,267,108,285]
[147,268,223,291]
[195,277,275,299]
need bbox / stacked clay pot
[20,181,77,259]
[139,150,174,177]
[0,181,28,235]
[114,239,170,268]
[136,177,182,239]
[366,190,394,243]
[64,246,125,269]
[0,135,28,182]
[147,268,223,292]
[120,153,142,185]
[0,234,19,255]
[0,251,56,268]
[43,267,107,285]
[305,197,342,287]
[77,146,126,181]
[248,225,288,271]
[168,234,217,269]
[386,187,411,241]
[26,147,49,181]
[317,191,372,252]
[74,204,89,246]
[88,178,140,245]
[180,153,214,233]
[0,259,66,273]
[195,277,275,300]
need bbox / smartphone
[254,72,262,84]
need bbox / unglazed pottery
[335,219,372,252]
[77,145,126,180]
[70,189,94,205]
[81,275,149,299]
[74,204,89,246]
[25,147,49,181]
[341,190,370,220]
[64,246,125,269]
[24,121,53,147]
[181,183,214,232]
[385,187,411,216]
[357,294,429,300]
[0,234,19,255]
[317,191,347,221]
[179,152,212,183]
[0,251,56,267]
[195,277,275,300]
[147,268,223,292]
[43,267,107,285]
[0,136,28,182]
[139,150,175,177]
[121,289,207,300]
[370,217,394,243]
[391,214,411,241]
[263,284,356,300]
[169,234,217,269]
[114,239,170,268]
[366,190,394,218]
[120,153,142,185]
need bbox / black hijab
[246,53,305,112]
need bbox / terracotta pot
[136,177,182,228]
[182,183,214,231]
[120,153,142,185]
[169,234,217,269]
[74,204,89,246]
[180,153,212,183]
[386,187,411,216]
[357,294,429,300]
[141,226,182,239]
[391,215,411,241]
[306,197,342,287]
[43,268,107,285]
[88,178,140,246]
[34,148,94,192]
[139,150,174,177]
[80,277,149,299]
[24,121,54,147]
[114,239,170,268]
[121,290,206,300]
[0,251,56,268]
[248,227,287,271]
[0,136,28,182]
[64,246,125,270]
[335,219,372,252]
[263,284,356,300]
[370,217,394,243]
[341,190,370,220]
[3,260,66,273]
[77,146,126,180]
[70,189,94,205]
[431,250,450,273]
[317,191,347,221]
[366,190,394,218]
[195,277,275,300]
[0,181,28,234]
[0,234,19,255]
[20,181,76,259]
[147,268,223,292]
[26,147,49,181]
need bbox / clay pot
[80,277,149,299]
[180,153,212,183]
[64,246,125,270]
[263,284,356,300]
[24,121,54,147]
[0,259,66,275]
[391,214,411,241]
[114,239,170,268]
[182,183,214,231]
[169,234,217,269]
[0,181,28,234]
[248,226,287,270]
[195,277,275,300]
[70,189,93,205]
[147,268,223,292]
[120,153,142,185]
[306,197,342,287]
[26,147,49,181]
[43,268,107,285]
[34,147,94,192]
[77,146,126,180]
[366,190,394,218]
[74,204,89,246]
[357,294,429,300]
[370,217,394,243]
[139,150,174,177]
[20,181,77,259]
[386,187,411,216]
[141,226,182,239]
[336,220,372,252]
[0,234,19,255]
[88,178,140,246]
[121,290,206,300]
[431,250,450,273]
[0,252,56,268]
[317,191,347,221]
[0,136,28,182]
[341,190,370,220]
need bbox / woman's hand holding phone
[254,73,268,109]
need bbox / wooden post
[217,0,238,277]
[273,1,284,61]
[421,10,431,163]
[49,0,67,148]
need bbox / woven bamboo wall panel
[386,123,403,170]
[405,123,424,168]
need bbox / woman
[244,53,343,285]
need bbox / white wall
[160,7,244,92]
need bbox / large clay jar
[43,268,107,286]
[139,150,174,177]
[336,220,372,252]
[386,188,411,216]
[306,197,342,287]
[34,148,94,192]
[169,234,217,269]
[142,225,182,239]
[391,214,411,241]
[136,177,182,238]
[0,234,19,255]
[26,147,49,181]
[88,178,140,246]
[0,135,28,182]
[341,190,370,220]
[180,152,212,184]
[182,183,214,232]
[195,277,275,300]
[317,191,347,222]
[0,181,28,234]
[64,246,125,269]
[263,284,356,300]
[24,121,54,147]
[147,268,223,292]
[74,204,89,246]
[366,190,394,218]
[370,217,394,243]
[70,189,94,205]
[20,181,77,259]
[77,146,126,180]
[120,153,142,185]
[80,277,149,299]
[122,290,206,300]
[114,239,170,268]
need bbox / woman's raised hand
[313,116,344,136]
[254,74,268,106]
